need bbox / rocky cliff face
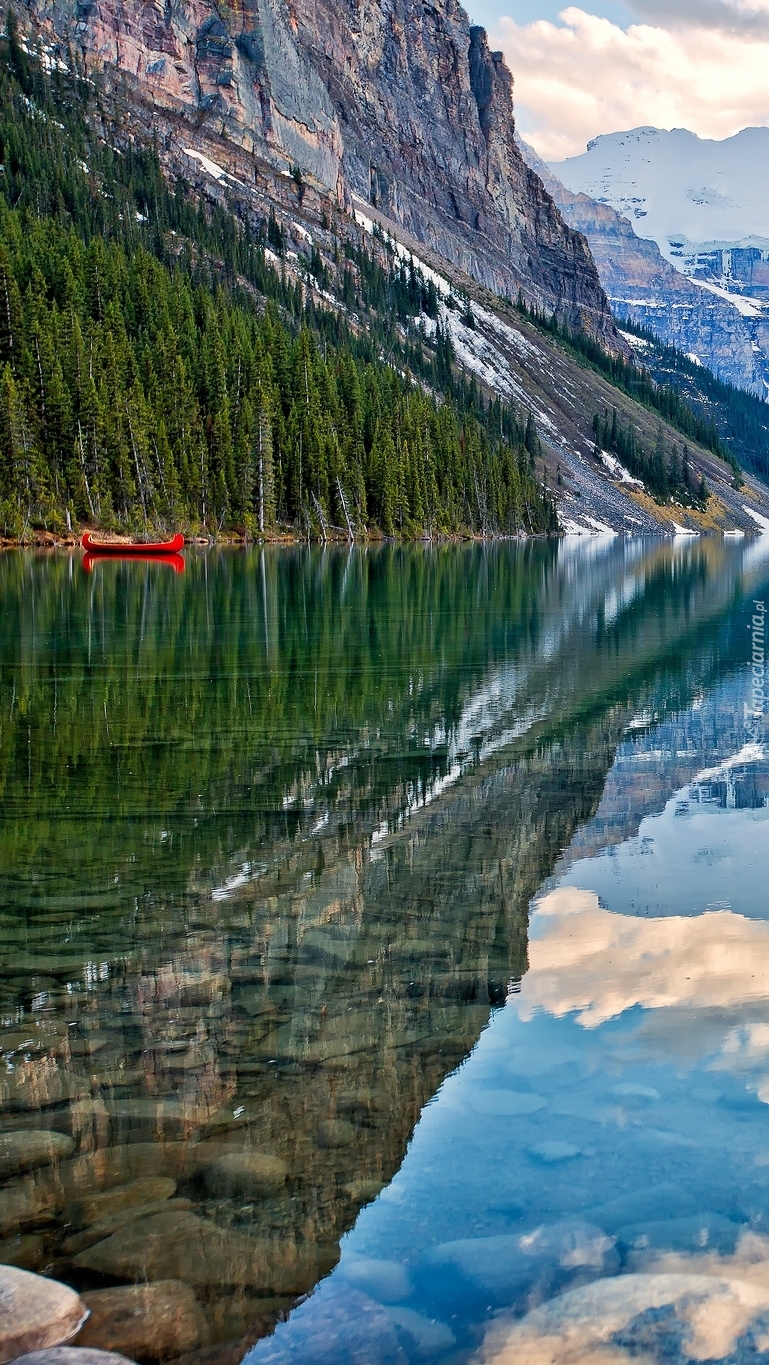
[285,0,615,330]
[516,135,767,395]
[19,0,618,337]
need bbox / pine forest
[0,21,558,541]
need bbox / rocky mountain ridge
[551,126,769,268]
[515,134,768,397]
[9,1,769,533]
[542,127,769,396]
[19,0,618,341]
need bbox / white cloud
[481,1234,769,1365]
[490,7,769,160]
[519,887,769,1030]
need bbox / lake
[1,538,768,1365]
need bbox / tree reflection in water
[0,539,767,1357]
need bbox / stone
[76,1282,207,1361]
[315,1119,355,1149]
[157,1337,262,1365]
[198,1108,250,1139]
[618,1213,742,1258]
[230,1286,407,1364]
[101,1100,188,1139]
[480,1270,769,1365]
[0,1131,74,1180]
[74,1210,335,1294]
[384,1307,455,1355]
[56,1141,266,1203]
[0,1266,87,1364]
[337,1254,412,1303]
[12,1351,135,1365]
[202,1152,287,1198]
[0,1232,44,1269]
[65,1177,177,1230]
[56,1144,185,1195]
[529,1140,581,1162]
[62,1199,194,1256]
[0,1067,90,1112]
[343,1178,384,1205]
[0,1177,62,1236]
[428,1220,617,1301]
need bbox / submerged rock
[427,1218,618,1302]
[0,1132,74,1181]
[65,1178,177,1231]
[73,1209,336,1294]
[12,1351,136,1365]
[239,1285,407,1364]
[61,1199,194,1256]
[0,1177,62,1237]
[0,1233,44,1269]
[202,1152,287,1198]
[479,1269,769,1365]
[316,1120,355,1149]
[76,1281,207,1361]
[0,1265,87,1364]
[337,1254,412,1304]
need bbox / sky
[466,0,769,161]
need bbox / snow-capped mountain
[551,127,769,293]
[539,127,769,395]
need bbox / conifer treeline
[518,298,736,476]
[592,409,708,505]
[0,22,557,539]
[619,319,769,484]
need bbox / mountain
[551,127,769,269]
[20,0,618,341]
[546,127,769,396]
[4,6,769,535]
[515,133,765,397]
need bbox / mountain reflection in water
[0,539,767,1364]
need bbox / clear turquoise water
[1,539,768,1364]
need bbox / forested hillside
[620,320,769,485]
[0,19,557,540]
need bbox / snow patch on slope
[692,279,763,317]
[744,505,769,533]
[601,451,643,487]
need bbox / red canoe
[81,531,185,554]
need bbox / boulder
[0,1265,87,1364]
[76,1282,207,1361]
[73,1210,334,1294]
[72,1210,269,1289]
[0,1132,74,1181]
[202,1152,287,1198]
[480,1270,769,1365]
[62,1199,194,1257]
[0,1179,62,1237]
[12,1351,135,1365]
[65,1178,177,1231]
[0,1234,44,1270]
[315,1120,355,1149]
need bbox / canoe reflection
[82,551,185,573]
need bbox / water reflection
[241,606,769,1362]
[0,539,768,1361]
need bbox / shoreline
[0,528,546,549]
[0,522,762,550]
